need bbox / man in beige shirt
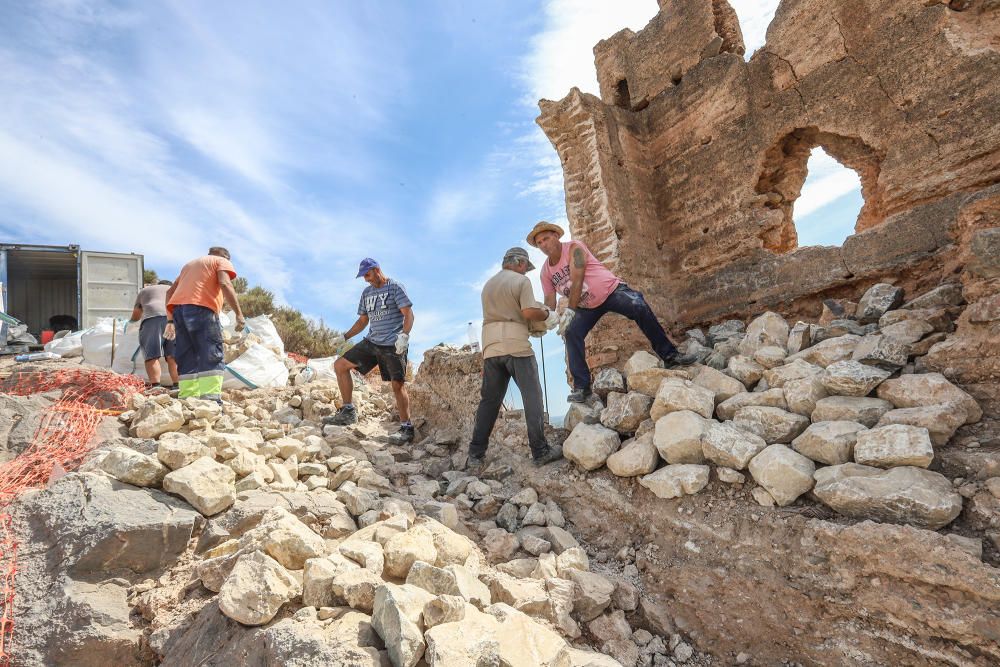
[467,247,562,471]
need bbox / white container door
[80,251,144,328]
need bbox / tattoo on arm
[572,247,585,269]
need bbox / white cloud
[794,148,862,219]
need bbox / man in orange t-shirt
[164,247,244,401]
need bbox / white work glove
[235,316,246,333]
[557,308,576,336]
[395,332,409,355]
[164,322,176,341]
[334,337,353,357]
[543,308,559,331]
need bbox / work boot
[323,405,357,426]
[465,454,484,474]
[663,351,701,368]
[387,423,415,445]
[567,387,593,404]
[532,445,563,466]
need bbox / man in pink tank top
[527,221,697,404]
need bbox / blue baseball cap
[356,258,379,278]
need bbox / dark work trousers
[469,354,548,459]
[172,304,225,401]
[565,284,677,391]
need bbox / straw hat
[525,221,565,247]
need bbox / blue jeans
[565,284,677,391]
[172,304,225,400]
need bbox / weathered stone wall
[537,0,1000,414]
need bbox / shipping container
[0,243,144,335]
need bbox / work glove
[235,316,246,333]
[557,308,576,336]
[530,329,545,338]
[164,322,176,341]
[543,308,559,331]
[334,338,353,357]
[395,333,409,355]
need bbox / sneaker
[465,454,484,473]
[387,424,415,445]
[532,445,563,466]
[567,388,593,403]
[663,351,701,368]
[323,405,357,426]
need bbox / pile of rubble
[8,368,719,667]
[561,282,991,534]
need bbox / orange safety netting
[0,368,146,666]
[287,352,309,364]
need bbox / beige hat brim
[526,222,565,247]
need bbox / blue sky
[0,0,860,420]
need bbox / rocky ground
[2,282,999,666]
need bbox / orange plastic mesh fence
[0,368,146,666]
[287,352,309,364]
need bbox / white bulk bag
[305,356,338,382]
[44,331,85,358]
[81,318,116,368]
[223,343,289,389]
[244,315,284,357]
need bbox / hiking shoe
[532,445,563,466]
[323,405,357,426]
[567,388,593,404]
[663,351,701,367]
[387,424,415,445]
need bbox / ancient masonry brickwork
[537,0,1000,415]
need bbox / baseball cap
[356,258,379,278]
[503,247,536,271]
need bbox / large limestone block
[782,376,829,417]
[592,367,626,399]
[565,569,615,622]
[653,410,709,464]
[857,283,904,323]
[627,367,692,397]
[563,400,604,433]
[256,508,327,570]
[372,583,435,667]
[331,568,383,612]
[851,334,910,370]
[787,321,812,354]
[157,432,213,470]
[875,404,965,447]
[563,423,621,471]
[811,396,893,427]
[302,554,359,607]
[691,365,746,404]
[701,422,767,470]
[726,355,765,387]
[487,603,572,667]
[606,432,660,476]
[132,401,184,438]
[638,464,710,499]
[820,361,892,397]
[792,421,866,465]
[738,312,789,355]
[623,351,661,378]
[788,335,862,368]
[98,446,168,487]
[902,283,964,310]
[650,378,715,420]
[163,456,236,516]
[600,391,653,434]
[876,373,982,425]
[487,573,549,616]
[879,319,934,345]
[218,551,299,626]
[424,609,503,666]
[748,445,815,506]
[854,424,934,468]
[753,345,788,369]
[732,406,809,444]
[406,561,490,607]
[716,389,787,421]
[762,358,823,388]
[384,526,438,579]
[813,464,963,529]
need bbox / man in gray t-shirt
[131,281,179,387]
